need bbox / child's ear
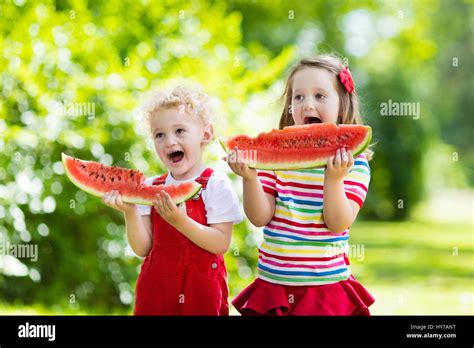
[201,123,214,146]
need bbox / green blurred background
[0,0,472,315]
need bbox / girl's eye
[176,128,185,135]
[294,95,303,101]
[155,132,164,139]
[315,93,326,100]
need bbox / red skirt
[232,275,375,316]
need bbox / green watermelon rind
[218,137,228,153]
[218,126,372,170]
[61,153,201,206]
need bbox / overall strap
[152,173,168,186]
[195,168,214,190]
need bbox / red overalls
[133,168,229,316]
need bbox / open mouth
[304,116,322,124]
[167,150,184,164]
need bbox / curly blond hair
[142,85,214,127]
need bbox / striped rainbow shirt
[257,153,371,286]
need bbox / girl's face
[150,107,213,180]
[291,67,340,125]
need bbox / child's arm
[323,148,360,233]
[102,191,152,257]
[125,212,152,257]
[153,191,232,254]
[225,147,276,227]
[242,172,276,227]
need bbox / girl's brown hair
[279,54,373,160]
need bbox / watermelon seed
[118,176,122,181]
[89,172,95,177]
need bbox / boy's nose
[164,135,178,146]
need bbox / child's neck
[169,161,206,181]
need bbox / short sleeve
[257,170,277,196]
[344,154,371,208]
[202,172,243,225]
[136,176,158,216]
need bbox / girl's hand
[325,148,355,182]
[153,190,188,227]
[102,190,137,214]
[224,146,257,181]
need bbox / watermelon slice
[61,153,201,206]
[220,123,371,170]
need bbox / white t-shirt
[137,169,243,225]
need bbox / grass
[348,220,473,315]
[0,302,131,315]
[1,220,472,315]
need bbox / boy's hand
[102,190,137,215]
[102,191,137,214]
[153,190,188,227]
[325,148,354,182]
[224,146,257,181]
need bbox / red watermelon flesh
[62,153,201,206]
[220,123,371,170]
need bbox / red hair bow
[339,67,354,94]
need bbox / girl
[102,85,242,315]
[226,54,375,315]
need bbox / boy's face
[291,67,340,125]
[150,107,213,180]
